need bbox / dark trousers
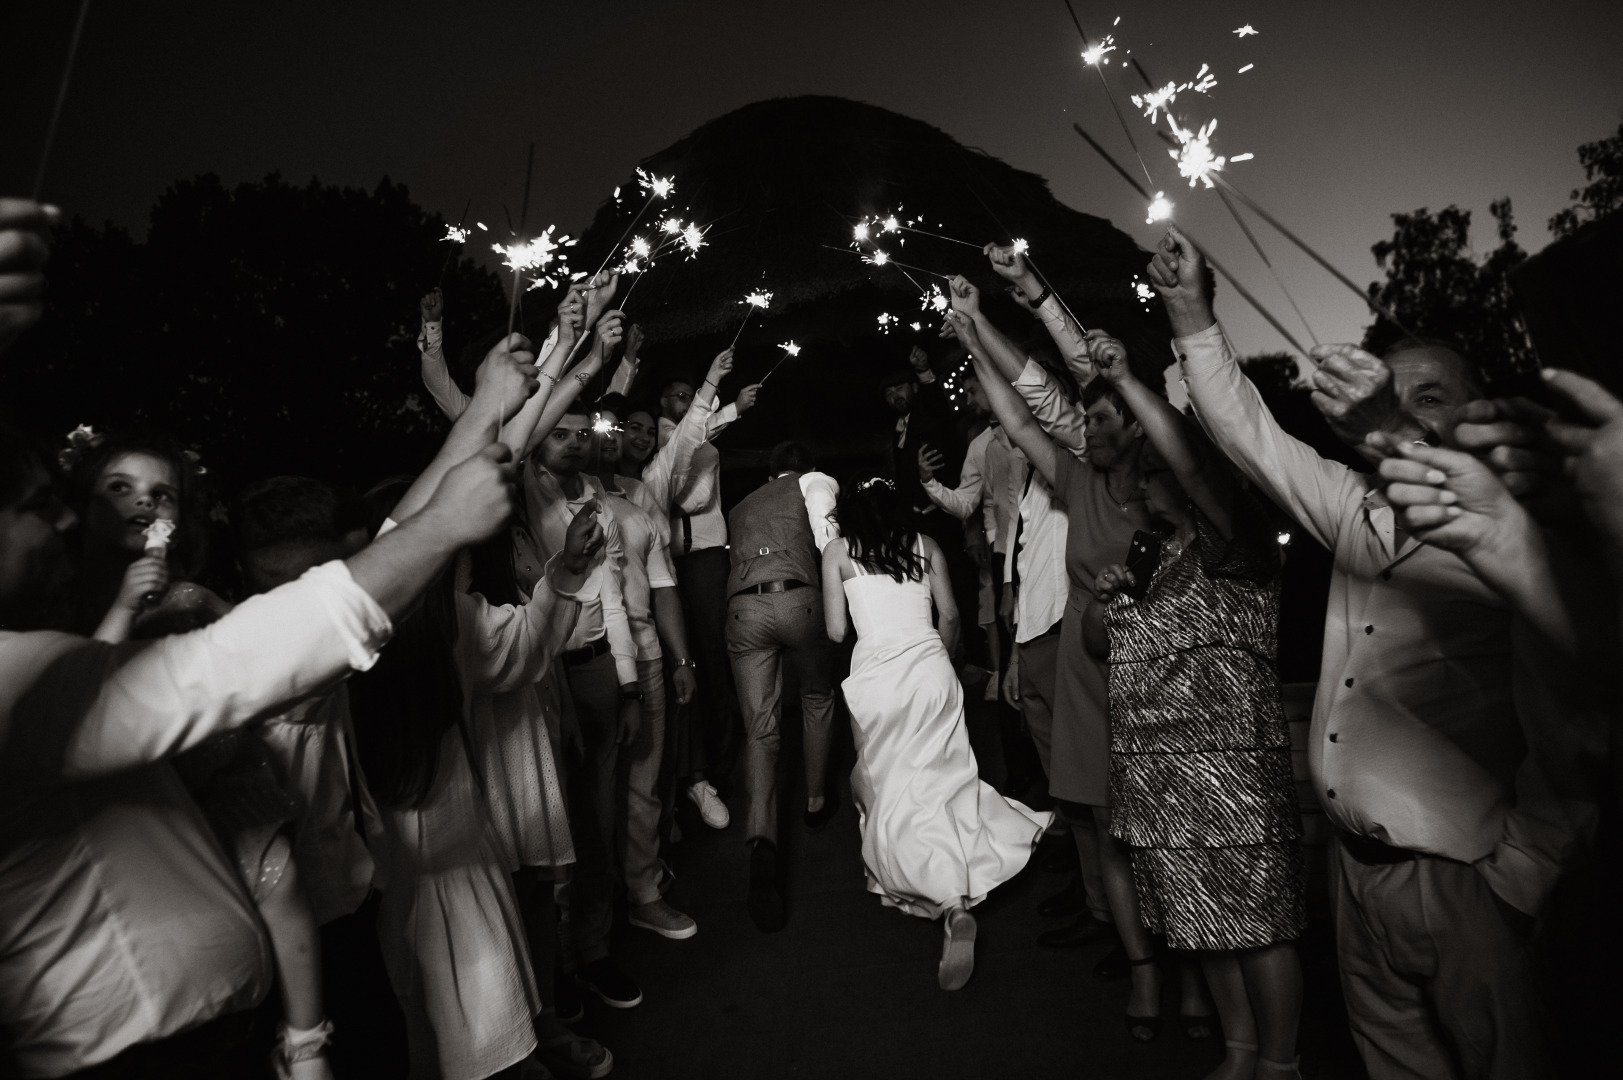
[674,546,740,781]
[321,892,408,1079]
[65,1009,266,1080]
[561,648,622,967]
[725,588,838,845]
[1331,835,1551,1079]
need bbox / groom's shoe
[747,840,786,932]
[803,796,838,833]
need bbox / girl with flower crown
[64,425,337,1080]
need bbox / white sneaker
[629,898,698,940]
[686,781,730,829]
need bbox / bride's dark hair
[834,478,928,583]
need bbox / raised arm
[418,287,471,420]
[641,349,733,509]
[920,430,986,522]
[390,333,539,525]
[943,290,1059,488]
[985,242,1095,391]
[1089,330,1234,538]
[520,311,625,458]
[606,323,643,396]
[1150,226,1362,551]
[500,284,585,457]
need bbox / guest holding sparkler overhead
[417,286,470,421]
[1149,225,1602,1080]
[658,358,761,826]
[1080,331,1305,1080]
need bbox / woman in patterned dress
[1082,336,1305,1080]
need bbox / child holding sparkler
[65,426,337,1080]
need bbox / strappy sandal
[1123,956,1161,1043]
[1180,1008,1216,1041]
[1255,1054,1303,1079]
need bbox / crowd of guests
[1,182,1620,1080]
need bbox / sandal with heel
[1122,955,1161,1043]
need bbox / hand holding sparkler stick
[1145,225,1219,338]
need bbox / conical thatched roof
[536,95,1170,461]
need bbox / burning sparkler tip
[1234,25,1258,37]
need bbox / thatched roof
[525,95,1171,459]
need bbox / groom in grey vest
[725,442,841,932]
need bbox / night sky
[6,0,1621,362]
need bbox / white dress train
[840,538,1052,919]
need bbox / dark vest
[726,473,820,595]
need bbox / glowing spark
[853,222,870,242]
[636,168,675,200]
[1238,63,1254,73]
[742,289,773,310]
[593,415,616,435]
[910,322,922,331]
[1012,238,1030,255]
[1231,152,1254,162]
[779,341,801,356]
[922,284,949,314]
[1082,34,1116,66]
[630,236,653,260]
[682,223,705,254]
[612,187,621,199]
[881,215,900,234]
[442,225,470,244]
[1135,281,1155,302]
[877,312,898,333]
[662,217,682,234]
[1168,117,1226,188]
[1277,531,1292,545]
[1113,15,1121,25]
[1234,25,1258,37]
[1132,82,1180,123]
[869,250,890,266]
[476,222,488,231]
[1146,192,1175,223]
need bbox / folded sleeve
[3,562,392,782]
[457,555,583,695]
[418,320,471,421]
[1014,360,1087,455]
[800,472,841,552]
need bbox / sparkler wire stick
[32,0,92,199]
[1062,0,1156,191]
[759,342,801,386]
[1069,124,1312,357]
[897,224,982,249]
[962,181,1090,335]
[1209,173,1418,338]
[506,145,537,337]
[822,244,950,281]
[1212,184,1320,347]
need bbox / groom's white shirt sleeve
[799,472,840,553]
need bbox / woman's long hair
[834,478,928,583]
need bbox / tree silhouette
[1361,199,1533,389]
[2,173,506,490]
[1548,121,1623,240]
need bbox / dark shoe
[1124,956,1162,1043]
[1094,941,1131,978]
[577,959,642,1009]
[804,797,838,833]
[1037,878,1089,918]
[1179,1009,1217,1041]
[747,840,786,932]
[552,971,585,1024]
[1038,915,1115,949]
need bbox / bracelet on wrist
[675,658,696,670]
[1029,284,1052,307]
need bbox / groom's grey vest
[726,472,819,596]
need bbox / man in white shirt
[0,405,527,1076]
[1151,226,1594,1079]
[722,442,840,933]
[658,367,760,803]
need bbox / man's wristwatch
[675,658,697,671]
[620,684,644,703]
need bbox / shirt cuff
[1014,358,1048,389]
[1170,320,1224,357]
[543,551,593,602]
[917,369,937,384]
[303,561,394,673]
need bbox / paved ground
[574,704,1368,1080]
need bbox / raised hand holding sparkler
[1146,225,1216,338]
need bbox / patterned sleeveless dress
[1103,516,1304,951]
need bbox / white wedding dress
[840,538,1052,919]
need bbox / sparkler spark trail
[1061,3,1158,192]
[877,313,900,334]
[1237,64,1254,74]
[442,225,470,244]
[1234,25,1258,37]
[591,168,677,281]
[1168,117,1226,188]
[728,288,773,348]
[759,340,802,386]
[1081,34,1116,66]
[1146,193,1175,223]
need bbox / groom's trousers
[725,586,838,844]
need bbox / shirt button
[1365,625,1374,635]
[1327,789,1337,799]
[1329,733,1339,742]
[1344,677,1355,688]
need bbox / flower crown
[57,424,209,477]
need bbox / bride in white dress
[822,478,1052,990]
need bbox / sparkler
[1234,25,1258,37]
[442,224,470,244]
[590,167,677,281]
[1168,117,1226,189]
[759,341,801,386]
[1061,2,1158,193]
[1069,122,1313,357]
[495,225,575,334]
[32,0,92,199]
[1146,193,1175,224]
[728,288,773,348]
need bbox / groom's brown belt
[731,578,812,598]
